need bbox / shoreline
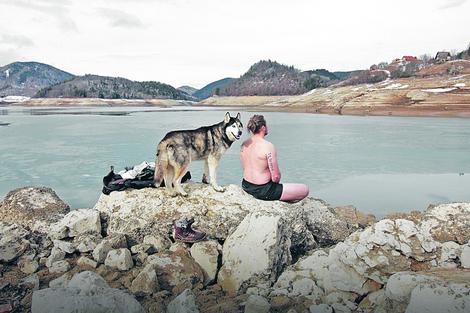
[2,96,470,118]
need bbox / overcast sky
[0,0,468,88]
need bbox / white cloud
[97,8,145,28]
[0,0,469,88]
[438,0,467,9]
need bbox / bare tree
[419,54,433,65]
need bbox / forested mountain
[0,62,74,97]
[36,74,195,100]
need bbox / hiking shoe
[172,218,206,243]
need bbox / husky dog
[154,112,243,196]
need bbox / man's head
[247,114,267,136]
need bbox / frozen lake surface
[1,106,469,216]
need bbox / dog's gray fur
[154,112,242,196]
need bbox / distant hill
[0,61,74,97]
[193,77,235,99]
[219,60,342,96]
[332,70,362,80]
[177,85,198,95]
[36,74,195,100]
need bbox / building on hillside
[370,64,378,71]
[435,51,451,63]
[402,56,418,61]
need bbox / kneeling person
[240,115,309,202]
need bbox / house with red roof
[402,56,418,61]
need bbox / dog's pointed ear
[236,112,241,120]
[224,112,230,123]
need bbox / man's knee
[296,184,309,200]
[302,184,309,198]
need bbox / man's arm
[266,144,281,183]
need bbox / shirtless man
[240,115,309,202]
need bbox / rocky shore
[1,183,469,313]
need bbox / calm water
[1,106,469,216]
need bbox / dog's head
[224,112,243,141]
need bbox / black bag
[102,165,192,195]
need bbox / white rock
[130,264,159,295]
[93,184,350,251]
[143,234,171,251]
[218,212,291,295]
[53,240,75,254]
[405,281,470,313]
[169,241,188,252]
[130,243,154,255]
[48,260,70,274]
[290,278,316,296]
[331,303,352,313]
[75,234,100,253]
[32,271,144,313]
[46,247,65,268]
[104,248,133,271]
[0,223,30,262]
[50,209,101,239]
[167,289,199,313]
[92,234,127,263]
[309,304,333,313]
[68,271,108,292]
[438,241,461,268]
[18,258,39,274]
[244,295,270,313]
[145,251,204,290]
[77,256,98,268]
[190,240,221,285]
[461,244,470,268]
[49,273,72,288]
[385,272,438,303]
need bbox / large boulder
[104,248,133,271]
[190,240,221,285]
[32,271,144,313]
[167,289,199,313]
[420,203,470,244]
[130,264,159,295]
[381,270,470,313]
[0,222,30,262]
[49,209,101,240]
[218,212,291,295]
[0,186,69,232]
[405,281,470,313]
[92,234,128,263]
[145,250,204,290]
[93,183,357,250]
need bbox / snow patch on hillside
[422,87,457,93]
[0,96,30,103]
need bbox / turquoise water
[1,106,469,216]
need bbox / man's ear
[236,112,241,120]
[224,112,230,123]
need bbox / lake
[1,106,469,217]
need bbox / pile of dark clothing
[102,161,191,195]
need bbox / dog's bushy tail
[154,141,169,187]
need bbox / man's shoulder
[261,139,275,149]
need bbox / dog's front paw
[212,185,225,192]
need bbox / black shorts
[242,179,283,201]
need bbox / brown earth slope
[200,63,470,118]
